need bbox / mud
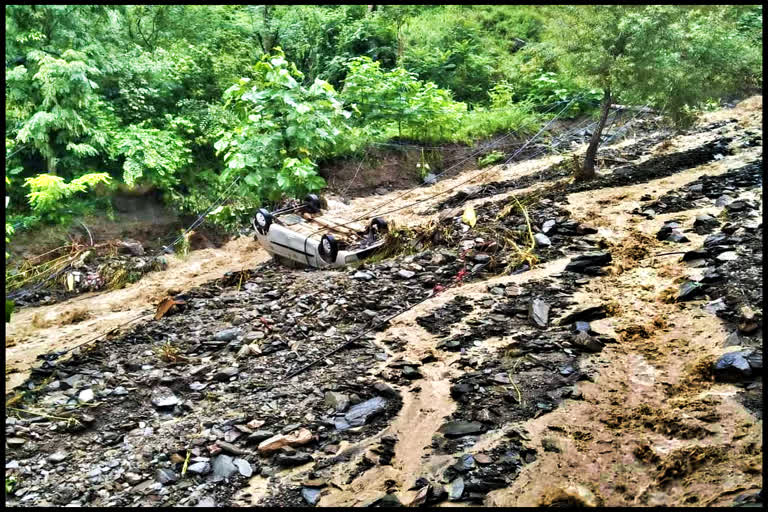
[5,96,763,508]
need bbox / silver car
[253,195,389,268]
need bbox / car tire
[318,234,338,264]
[370,217,389,237]
[304,194,322,214]
[253,208,272,235]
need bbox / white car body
[254,212,385,268]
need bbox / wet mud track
[5,98,763,507]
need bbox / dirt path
[6,237,269,389]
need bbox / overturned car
[253,195,389,268]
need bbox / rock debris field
[5,97,763,507]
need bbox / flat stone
[78,388,95,403]
[213,328,240,342]
[714,350,753,379]
[452,454,476,473]
[474,253,490,264]
[186,461,211,475]
[448,477,465,501]
[677,281,705,301]
[716,251,738,262]
[210,454,238,480]
[233,458,252,477]
[150,387,180,409]
[439,421,485,438]
[352,271,374,281]
[565,252,612,273]
[534,233,551,247]
[397,269,416,279]
[47,451,69,463]
[542,220,557,234]
[528,299,550,328]
[7,437,26,447]
[473,453,492,465]
[155,468,179,484]
[302,487,323,506]
[343,397,388,429]
[715,195,734,207]
[257,428,313,454]
[275,453,313,467]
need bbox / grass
[154,341,188,364]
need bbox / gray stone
[423,173,438,185]
[233,458,252,477]
[186,462,211,475]
[533,233,551,247]
[214,367,239,382]
[47,451,68,463]
[7,437,26,447]
[352,271,374,281]
[565,252,612,273]
[302,486,323,506]
[275,453,313,467]
[716,251,738,262]
[439,421,485,438]
[571,331,604,353]
[343,396,388,428]
[211,454,238,480]
[78,388,95,403]
[528,298,550,328]
[247,430,275,444]
[474,253,490,264]
[452,454,475,473]
[196,497,216,507]
[714,350,754,379]
[397,269,416,279]
[542,220,557,234]
[402,366,422,379]
[324,391,350,413]
[677,281,705,301]
[155,468,179,484]
[150,387,180,409]
[214,328,240,342]
[448,477,465,501]
[715,195,734,207]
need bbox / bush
[215,49,352,204]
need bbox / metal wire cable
[290,96,586,243]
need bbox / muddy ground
[4,96,762,508]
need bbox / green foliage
[216,49,350,203]
[342,56,466,141]
[115,123,192,190]
[14,50,103,175]
[3,4,761,233]
[478,151,505,168]
[548,5,761,126]
[24,172,111,213]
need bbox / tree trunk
[576,87,611,182]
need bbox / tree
[215,49,352,203]
[549,5,761,181]
[13,49,103,175]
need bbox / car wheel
[318,234,338,264]
[304,194,322,214]
[253,208,272,234]
[370,217,389,237]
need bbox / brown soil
[5,96,762,508]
